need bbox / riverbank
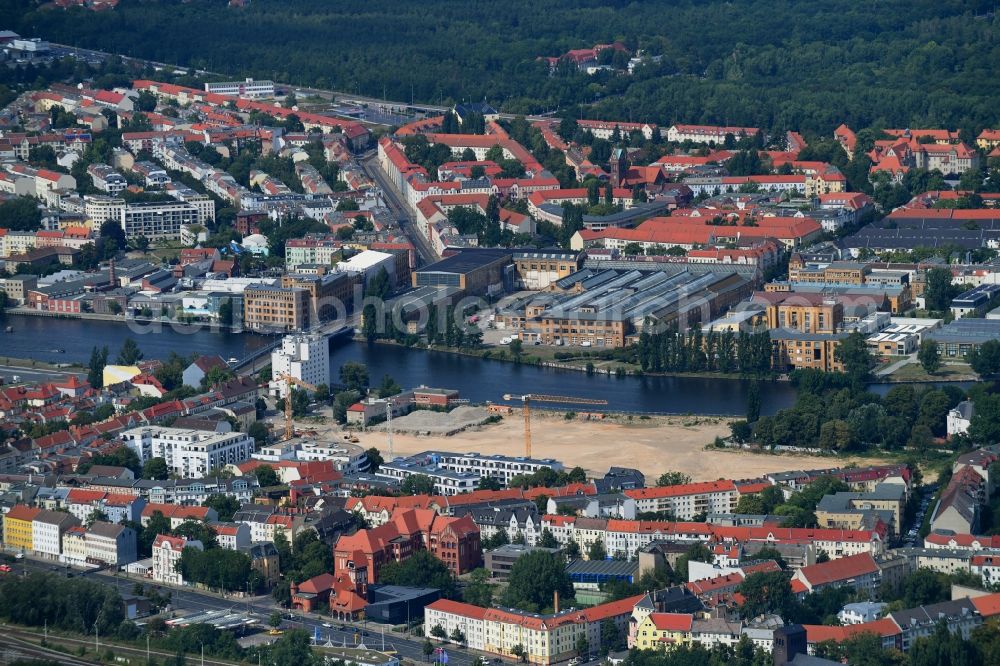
[8,308,245,333]
[357,336,749,380]
[357,411,889,479]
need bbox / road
[0,362,81,385]
[10,558,482,666]
[361,154,438,266]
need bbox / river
[4,314,802,415]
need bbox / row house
[542,515,885,562]
[65,488,145,524]
[790,552,881,596]
[665,124,760,145]
[424,594,642,665]
[140,502,217,528]
[624,481,739,520]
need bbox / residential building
[424,594,642,665]
[243,284,309,332]
[120,202,199,240]
[632,612,694,650]
[2,504,40,553]
[32,509,80,560]
[121,427,254,479]
[791,553,881,596]
[624,481,738,520]
[838,601,887,625]
[86,521,137,566]
[947,401,974,437]
[269,333,330,398]
[152,533,202,585]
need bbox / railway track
[0,625,239,666]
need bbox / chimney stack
[108,258,117,288]
[554,590,560,613]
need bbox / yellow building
[3,504,41,552]
[633,613,694,651]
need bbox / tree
[539,528,559,549]
[117,338,144,365]
[364,447,384,473]
[380,550,457,598]
[746,380,761,422]
[835,331,875,385]
[501,550,574,612]
[449,627,466,646]
[377,374,402,398]
[332,390,361,424]
[218,299,234,327]
[737,570,796,620]
[268,611,282,629]
[0,197,42,231]
[656,472,692,487]
[477,476,502,490]
[339,361,369,392]
[575,636,589,658]
[918,339,941,375]
[313,383,331,404]
[422,640,435,661]
[430,624,448,640]
[248,421,270,448]
[924,268,954,312]
[509,339,523,360]
[400,474,436,495]
[588,538,607,561]
[970,393,1000,444]
[253,465,281,488]
[511,645,526,663]
[203,494,241,523]
[564,539,581,559]
[969,339,1000,377]
[88,345,109,389]
[818,419,855,451]
[463,568,494,607]
[142,457,169,480]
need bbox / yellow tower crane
[502,393,608,458]
[280,373,319,441]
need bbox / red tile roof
[649,613,694,632]
[796,552,878,588]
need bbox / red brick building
[333,508,481,581]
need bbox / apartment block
[243,284,309,332]
[121,426,254,479]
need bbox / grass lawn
[887,361,977,382]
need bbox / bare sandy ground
[352,412,887,481]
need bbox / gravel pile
[379,405,493,435]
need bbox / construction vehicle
[502,393,608,458]
[279,373,318,441]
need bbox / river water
[5,314,802,415]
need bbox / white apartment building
[86,522,138,566]
[269,333,330,398]
[32,509,79,560]
[204,78,275,99]
[121,427,255,479]
[624,481,739,520]
[152,534,202,585]
[87,163,128,195]
[420,451,564,485]
[120,201,199,240]
[376,460,479,496]
[210,522,252,550]
[84,195,126,225]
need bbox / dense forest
[5,0,999,135]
